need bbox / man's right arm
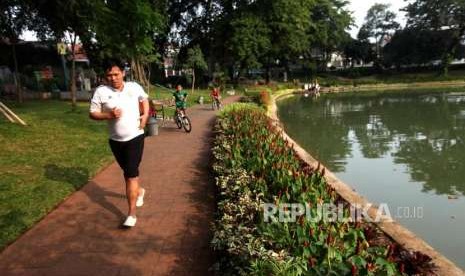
[89,107,121,120]
[89,90,120,120]
[89,110,115,120]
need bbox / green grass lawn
[0,100,114,249]
[319,69,465,86]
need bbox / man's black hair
[102,59,125,72]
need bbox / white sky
[20,30,38,41]
[347,0,410,38]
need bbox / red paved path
[0,97,238,276]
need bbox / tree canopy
[166,0,353,80]
[405,0,465,74]
[184,44,208,93]
[357,3,399,62]
[2,0,355,85]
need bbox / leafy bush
[211,104,409,275]
[239,88,272,107]
[259,91,271,106]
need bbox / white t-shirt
[90,82,148,142]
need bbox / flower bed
[211,103,434,275]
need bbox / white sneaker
[136,188,145,207]
[123,216,137,227]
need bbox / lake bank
[270,90,465,275]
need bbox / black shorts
[109,134,145,178]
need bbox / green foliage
[168,0,353,81]
[343,37,375,65]
[383,28,461,68]
[0,0,31,41]
[211,105,402,275]
[310,0,354,55]
[92,0,166,62]
[358,3,400,60]
[185,45,208,71]
[27,0,99,40]
[405,0,465,75]
[229,14,271,69]
[264,0,313,60]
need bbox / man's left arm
[139,99,149,129]
[136,83,150,129]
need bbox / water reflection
[278,92,465,196]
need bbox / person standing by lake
[89,59,149,227]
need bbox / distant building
[163,44,182,78]
[326,52,345,69]
[67,44,89,65]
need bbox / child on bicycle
[210,87,222,109]
[172,84,188,116]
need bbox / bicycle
[211,96,222,110]
[174,108,192,133]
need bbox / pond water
[278,91,465,269]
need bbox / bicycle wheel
[175,115,182,129]
[211,100,217,110]
[182,116,192,133]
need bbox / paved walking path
[0,97,238,276]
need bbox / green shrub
[211,106,404,275]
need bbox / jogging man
[89,59,149,227]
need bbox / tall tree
[184,45,208,94]
[0,0,30,103]
[228,14,270,75]
[383,28,454,69]
[166,0,219,76]
[305,0,353,71]
[168,0,353,82]
[93,0,167,89]
[343,36,375,67]
[261,0,314,80]
[358,3,400,63]
[405,0,465,75]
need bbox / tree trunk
[228,65,235,83]
[191,68,195,94]
[266,65,271,84]
[131,59,149,87]
[441,54,451,77]
[284,61,290,82]
[441,26,465,76]
[11,43,23,104]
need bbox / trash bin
[147,116,158,136]
[199,96,204,105]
